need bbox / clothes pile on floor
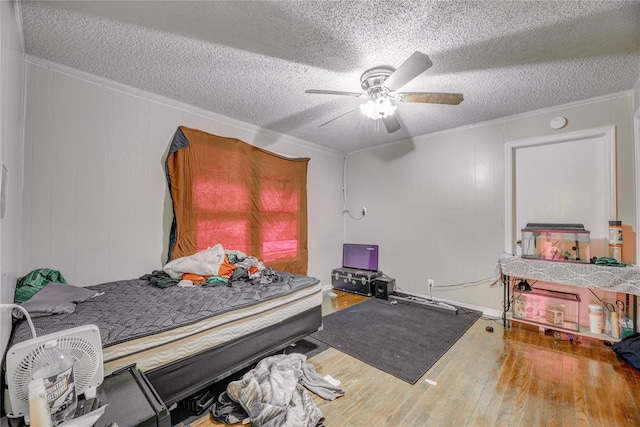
[210,353,344,427]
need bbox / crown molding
[348,90,634,155]
[23,55,344,158]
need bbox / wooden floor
[190,290,640,427]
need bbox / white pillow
[16,283,98,318]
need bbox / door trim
[504,126,616,254]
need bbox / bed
[7,127,321,408]
[8,269,323,406]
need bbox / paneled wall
[0,0,26,359]
[19,58,639,317]
[345,93,635,312]
[22,60,345,287]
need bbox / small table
[497,254,639,337]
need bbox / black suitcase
[95,364,170,427]
[331,268,382,296]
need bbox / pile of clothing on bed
[210,353,344,427]
[140,244,283,288]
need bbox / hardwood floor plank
[572,354,590,427]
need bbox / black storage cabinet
[95,364,170,427]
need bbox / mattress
[10,271,322,375]
[103,284,321,374]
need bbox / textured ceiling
[19,1,640,153]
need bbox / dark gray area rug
[311,298,481,384]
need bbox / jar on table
[608,221,623,262]
[609,244,623,263]
[608,220,623,245]
[588,304,603,334]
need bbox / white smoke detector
[550,116,568,129]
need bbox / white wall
[0,1,26,359]
[633,75,640,112]
[345,92,635,313]
[21,58,345,288]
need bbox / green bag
[14,268,67,304]
[593,257,626,267]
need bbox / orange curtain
[166,126,309,274]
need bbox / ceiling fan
[306,51,463,133]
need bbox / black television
[342,243,379,271]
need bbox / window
[166,126,309,274]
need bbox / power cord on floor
[395,285,487,317]
[482,315,506,325]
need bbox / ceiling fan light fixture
[360,97,397,120]
[307,51,461,131]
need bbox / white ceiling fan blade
[305,89,365,97]
[397,92,464,105]
[384,51,433,91]
[318,106,361,127]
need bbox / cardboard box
[545,308,564,325]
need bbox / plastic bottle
[609,244,623,263]
[620,316,634,339]
[588,304,603,334]
[611,310,620,339]
[32,340,77,425]
[28,378,53,427]
[608,220,623,245]
[608,221,623,262]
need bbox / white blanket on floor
[226,353,340,427]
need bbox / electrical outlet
[362,205,367,216]
[428,279,434,288]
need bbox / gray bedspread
[10,271,319,347]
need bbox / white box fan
[5,324,104,419]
